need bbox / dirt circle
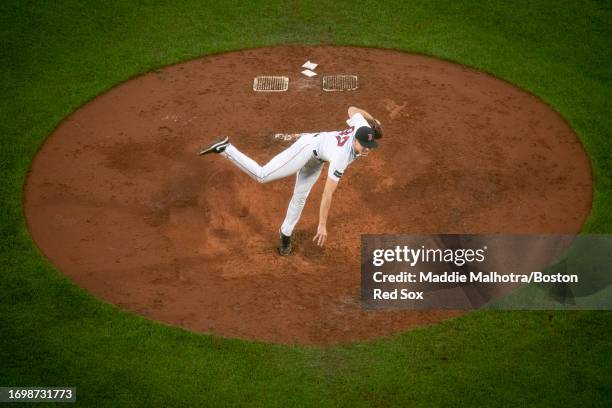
[24,46,592,345]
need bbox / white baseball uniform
[222,113,370,236]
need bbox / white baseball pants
[222,133,323,236]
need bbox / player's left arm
[348,106,375,121]
[347,107,383,138]
[313,177,339,246]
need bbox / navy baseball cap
[355,126,378,148]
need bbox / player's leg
[222,135,315,183]
[280,158,324,237]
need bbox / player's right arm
[313,177,339,246]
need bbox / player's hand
[313,224,328,247]
[370,118,383,139]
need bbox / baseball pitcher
[199,106,383,255]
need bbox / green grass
[1,0,611,406]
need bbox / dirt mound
[24,46,592,344]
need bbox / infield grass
[1,0,611,406]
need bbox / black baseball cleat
[198,136,230,155]
[278,232,292,256]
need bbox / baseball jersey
[315,113,370,181]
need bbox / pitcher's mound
[24,46,592,345]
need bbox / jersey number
[336,126,354,147]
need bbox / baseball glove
[370,118,383,139]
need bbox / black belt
[311,133,323,162]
